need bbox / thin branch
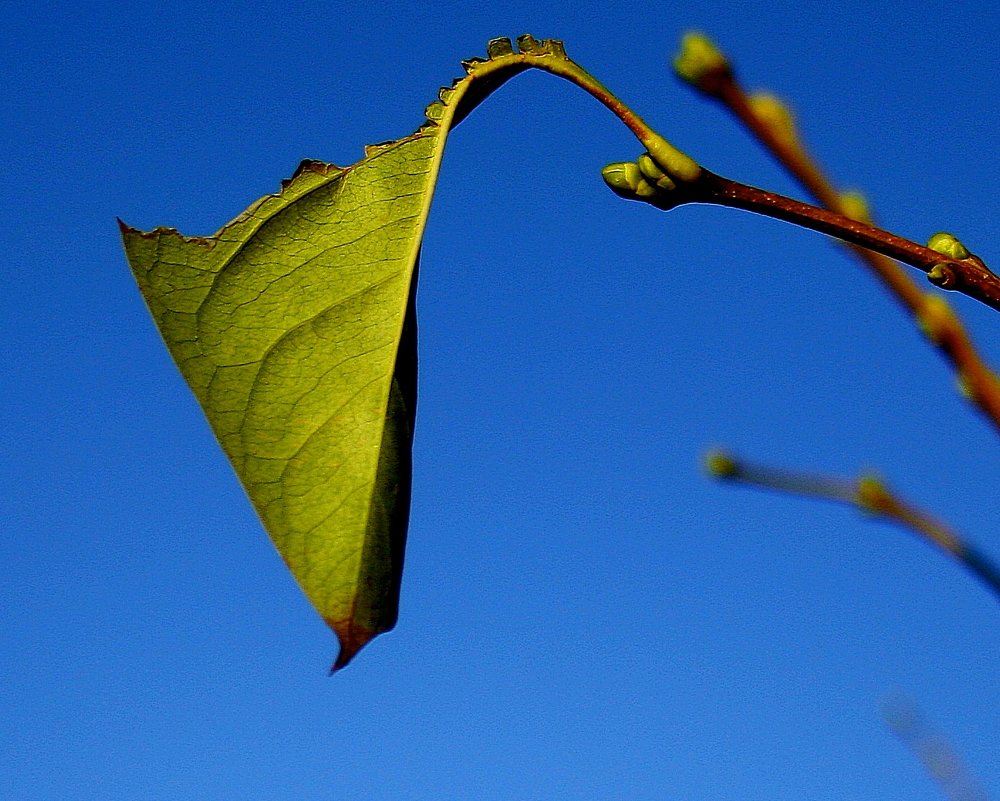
[696,173,1000,298]
[704,450,1000,600]
[670,31,1000,430]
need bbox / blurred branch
[705,450,1000,600]
[672,32,1000,432]
[884,696,991,801]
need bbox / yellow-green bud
[637,153,664,182]
[748,93,797,143]
[603,157,677,200]
[927,231,969,259]
[927,263,958,290]
[673,31,729,85]
[637,153,676,191]
[601,161,643,195]
[916,293,955,344]
[704,449,739,478]
[856,474,889,514]
[837,191,872,224]
[633,178,659,198]
[644,134,701,183]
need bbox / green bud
[645,134,701,183]
[637,153,664,182]
[704,449,739,478]
[748,93,797,143]
[927,232,969,259]
[856,474,889,514]
[916,293,954,344]
[837,191,871,224]
[673,31,729,85]
[601,161,643,196]
[602,161,669,201]
[637,153,676,191]
[655,174,677,191]
[927,263,957,290]
[633,178,659,198]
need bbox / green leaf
[121,36,576,670]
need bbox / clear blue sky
[2,2,997,799]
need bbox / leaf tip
[327,618,379,674]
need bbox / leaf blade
[121,36,578,668]
[122,137,435,668]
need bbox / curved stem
[453,37,700,181]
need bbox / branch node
[706,451,1000,598]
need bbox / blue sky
[2,2,998,799]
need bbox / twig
[604,161,1000,315]
[671,31,1000,430]
[704,450,1000,600]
